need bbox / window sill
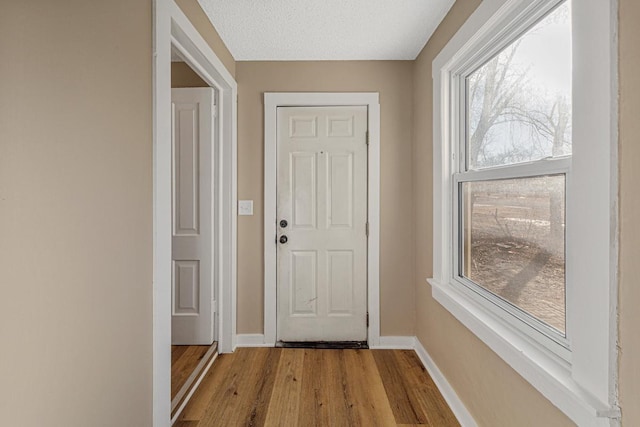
[428,277,620,427]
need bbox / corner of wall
[174,0,237,78]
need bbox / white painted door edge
[153,1,238,425]
[263,92,381,348]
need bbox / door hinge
[213,105,218,118]
[366,131,369,145]
[365,222,369,237]
[366,312,369,327]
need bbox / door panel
[327,153,354,228]
[327,250,354,315]
[171,88,216,345]
[276,106,368,342]
[173,260,200,315]
[291,153,317,229]
[290,251,318,316]
[174,106,200,235]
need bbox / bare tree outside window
[461,1,571,334]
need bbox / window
[455,2,571,345]
[431,0,618,424]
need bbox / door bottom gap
[276,341,368,350]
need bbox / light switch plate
[238,200,253,216]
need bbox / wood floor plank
[171,345,210,399]
[195,348,254,426]
[322,350,357,425]
[296,349,360,426]
[178,352,236,421]
[199,347,281,426]
[395,350,460,427]
[297,349,331,426]
[172,345,189,365]
[373,350,428,424]
[343,349,397,426]
[263,348,305,426]
[173,421,199,427]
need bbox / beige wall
[0,1,153,426]
[175,0,236,79]
[618,0,640,424]
[411,1,574,426]
[172,62,208,87]
[236,61,416,336]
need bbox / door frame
[153,1,238,425]
[263,93,381,347]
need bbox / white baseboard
[235,334,274,347]
[370,336,416,349]
[414,338,477,427]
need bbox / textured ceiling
[197,0,455,61]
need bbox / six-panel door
[276,106,368,342]
[171,88,215,345]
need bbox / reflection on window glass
[461,175,566,333]
[466,2,572,170]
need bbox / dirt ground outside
[462,188,566,333]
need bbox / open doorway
[153,2,238,424]
[169,53,218,419]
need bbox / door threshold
[276,341,368,350]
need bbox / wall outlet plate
[238,200,254,216]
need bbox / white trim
[170,352,219,425]
[414,338,478,427]
[431,278,617,425]
[454,157,571,182]
[153,1,172,424]
[430,0,619,426]
[153,1,238,425]
[235,334,274,348]
[370,336,416,350]
[263,92,381,347]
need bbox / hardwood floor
[175,348,459,426]
[172,343,218,416]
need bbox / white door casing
[154,3,238,423]
[171,88,216,345]
[276,106,368,342]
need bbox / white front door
[171,88,216,345]
[276,106,368,342]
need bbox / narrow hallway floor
[175,347,459,426]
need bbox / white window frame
[429,0,619,425]
[451,0,573,360]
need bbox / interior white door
[171,88,216,345]
[276,106,368,342]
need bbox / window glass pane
[460,175,565,334]
[466,1,572,170]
